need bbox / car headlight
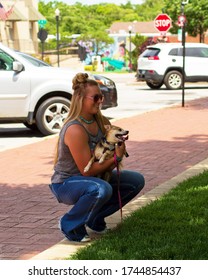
[93,75,115,88]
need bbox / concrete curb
[30,157,208,260]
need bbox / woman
[50,73,145,242]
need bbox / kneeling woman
[50,73,145,242]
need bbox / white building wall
[0,0,44,53]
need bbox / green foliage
[38,0,208,57]
[135,0,165,21]
[163,0,208,42]
[69,170,208,260]
[131,34,148,71]
[38,0,165,52]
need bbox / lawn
[68,170,208,260]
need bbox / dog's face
[104,125,129,144]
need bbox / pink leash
[114,152,123,222]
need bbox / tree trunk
[199,26,204,43]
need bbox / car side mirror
[13,61,23,72]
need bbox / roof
[109,21,159,35]
[7,6,27,21]
[2,1,45,22]
[28,7,45,21]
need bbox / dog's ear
[104,125,111,131]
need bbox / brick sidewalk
[0,97,208,260]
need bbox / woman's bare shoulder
[65,123,86,136]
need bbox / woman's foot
[86,225,109,235]
[87,219,107,234]
[62,229,91,242]
[59,220,91,242]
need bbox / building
[109,21,160,37]
[0,0,45,53]
[109,21,208,44]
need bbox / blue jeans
[50,170,145,241]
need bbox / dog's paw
[84,166,89,173]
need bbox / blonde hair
[54,72,108,164]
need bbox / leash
[114,152,123,222]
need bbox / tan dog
[84,125,129,181]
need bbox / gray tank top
[51,119,103,183]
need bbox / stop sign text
[154,14,172,33]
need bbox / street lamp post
[55,8,60,67]
[128,25,132,72]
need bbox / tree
[163,0,208,43]
[134,0,164,21]
[131,33,148,71]
[78,21,114,55]
[38,1,115,49]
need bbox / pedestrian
[50,72,145,242]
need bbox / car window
[17,52,50,67]
[140,48,160,58]
[197,48,208,57]
[173,47,208,58]
[0,50,14,70]
[185,48,203,57]
[169,48,179,56]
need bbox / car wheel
[35,97,70,136]
[146,81,163,89]
[164,71,182,90]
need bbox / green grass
[68,170,208,260]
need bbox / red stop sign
[154,13,172,33]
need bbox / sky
[46,0,144,5]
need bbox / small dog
[84,125,129,181]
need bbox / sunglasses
[85,94,104,103]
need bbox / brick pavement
[0,97,208,260]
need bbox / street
[0,72,208,151]
[104,76,208,120]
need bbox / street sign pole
[37,29,48,61]
[182,23,185,107]
[179,1,188,107]
[37,20,47,61]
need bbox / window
[199,48,208,58]
[140,48,160,58]
[169,48,179,56]
[186,48,202,57]
[0,51,14,70]
[175,47,208,58]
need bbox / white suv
[0,43,117,135]
[137,43,208,90]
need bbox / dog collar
[102,137,115,151]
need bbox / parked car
[137,43,208,90]
[0,43,117,135]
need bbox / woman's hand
[115,142,126,159]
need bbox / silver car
[0,43,117,135]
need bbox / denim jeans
[50,170,145,241]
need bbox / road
[0,72,208,151]
[103,73,208,119]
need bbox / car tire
[23,122,39,131]
[35,96,70,136]
[146,81,163,89]
[164,70,182,90]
